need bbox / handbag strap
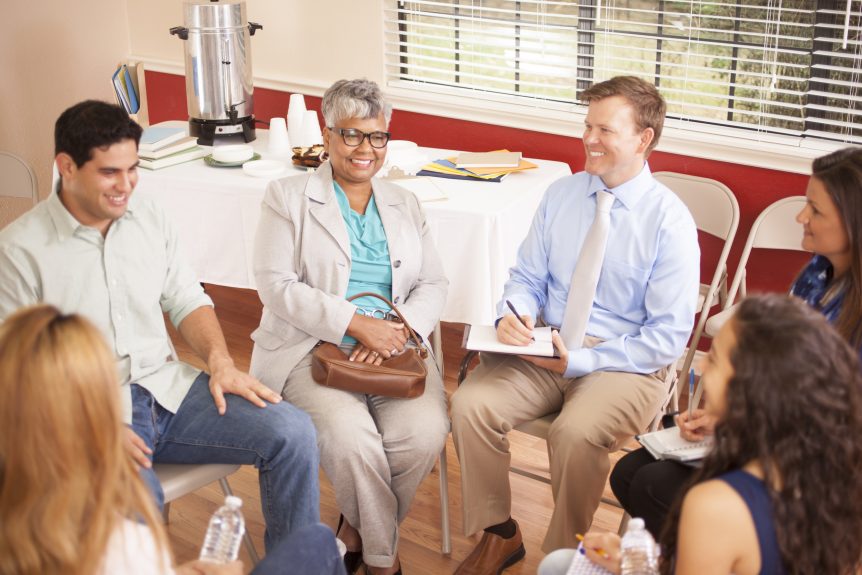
[347,291,427,353]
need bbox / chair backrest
[0,152,39,229]
[725,195,809,305]
[654,171,740,310]
[0,152,38,201]
[654,172,740,389]
[654,172,739,241]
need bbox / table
[135,128,571,325]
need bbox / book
[138,137,198,160]
[636,426,714,463]
[112,66,131,113]
[139,126,188,152]
[123,65,139,113]
[416,169,506,183]
[463,325,557,357]
[138,146,208,170]
[456,151,522,168]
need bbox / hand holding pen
[496,300,535,345]
[579,532,620,572]
[675,409,717,442]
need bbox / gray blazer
[250,162,449,393]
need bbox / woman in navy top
[577,294,862,574]
[609,146,862,538]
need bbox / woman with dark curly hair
[569,294,862,574]
[608,145,862,538]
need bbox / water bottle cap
[225,495,243,508]
[627,517,645,531]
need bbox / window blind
[384,0,862,144]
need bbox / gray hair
[321,79,393,128]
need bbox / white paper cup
[268,117,290,154]
[287,94,307,146]
[298,110,322,147]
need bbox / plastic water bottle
[199,495,246,563]
[620,518,659,575]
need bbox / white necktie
[560,190,614,350]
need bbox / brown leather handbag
[311,292,429,398]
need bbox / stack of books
[138,126,208,170]
[417,150,537,182]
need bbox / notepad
[566,546,615,575]
[636,426,714,462]
[463,325,557,357]
[456,151,522,168]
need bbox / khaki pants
[450,339,668,552]
[283,351,449,568]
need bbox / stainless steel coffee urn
[170,0,262,145]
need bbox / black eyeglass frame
[327,127,391,149]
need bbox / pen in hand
[576,533,609,559]
[688,368,695,418]
[505,299,534,342]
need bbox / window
[384,1,862,145]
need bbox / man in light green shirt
[0,100,320,551]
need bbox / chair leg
[438,446,451,554]
[218,476,260,565]
[162,501,171,525]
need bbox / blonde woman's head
[0,305,167,575]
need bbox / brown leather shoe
[454,520,525,575]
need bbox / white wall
[127,0,385,96]
[0,0,132,199]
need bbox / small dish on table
[204,152,261,168]
[212,144,255,163]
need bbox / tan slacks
[450,339,668,552]
[283,350,449,568]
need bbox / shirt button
[393,260,402,268]
[117,314,123,321]
[111,278,118,286]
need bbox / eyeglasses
[328,127,391,149]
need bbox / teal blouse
[333,182,393,345]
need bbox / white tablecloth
[135,128,571,325]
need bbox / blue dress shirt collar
[586,162,653,211]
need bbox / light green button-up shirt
[0,190,212,423]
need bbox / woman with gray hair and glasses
[249,78,449,575]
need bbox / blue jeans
[131,372,320,551]
[252,523,347,575]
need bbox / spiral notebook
[566,546,615,575]
[636,426,714,462]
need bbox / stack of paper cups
[287,94,306,147]
[268,117,290,155]
[298,110,322,147]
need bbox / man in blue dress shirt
[451,76,700,574]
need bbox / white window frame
[383,1,862,175]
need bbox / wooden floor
[166,284,631,574]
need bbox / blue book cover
[139,126,188,150]
[123,65,139,113]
